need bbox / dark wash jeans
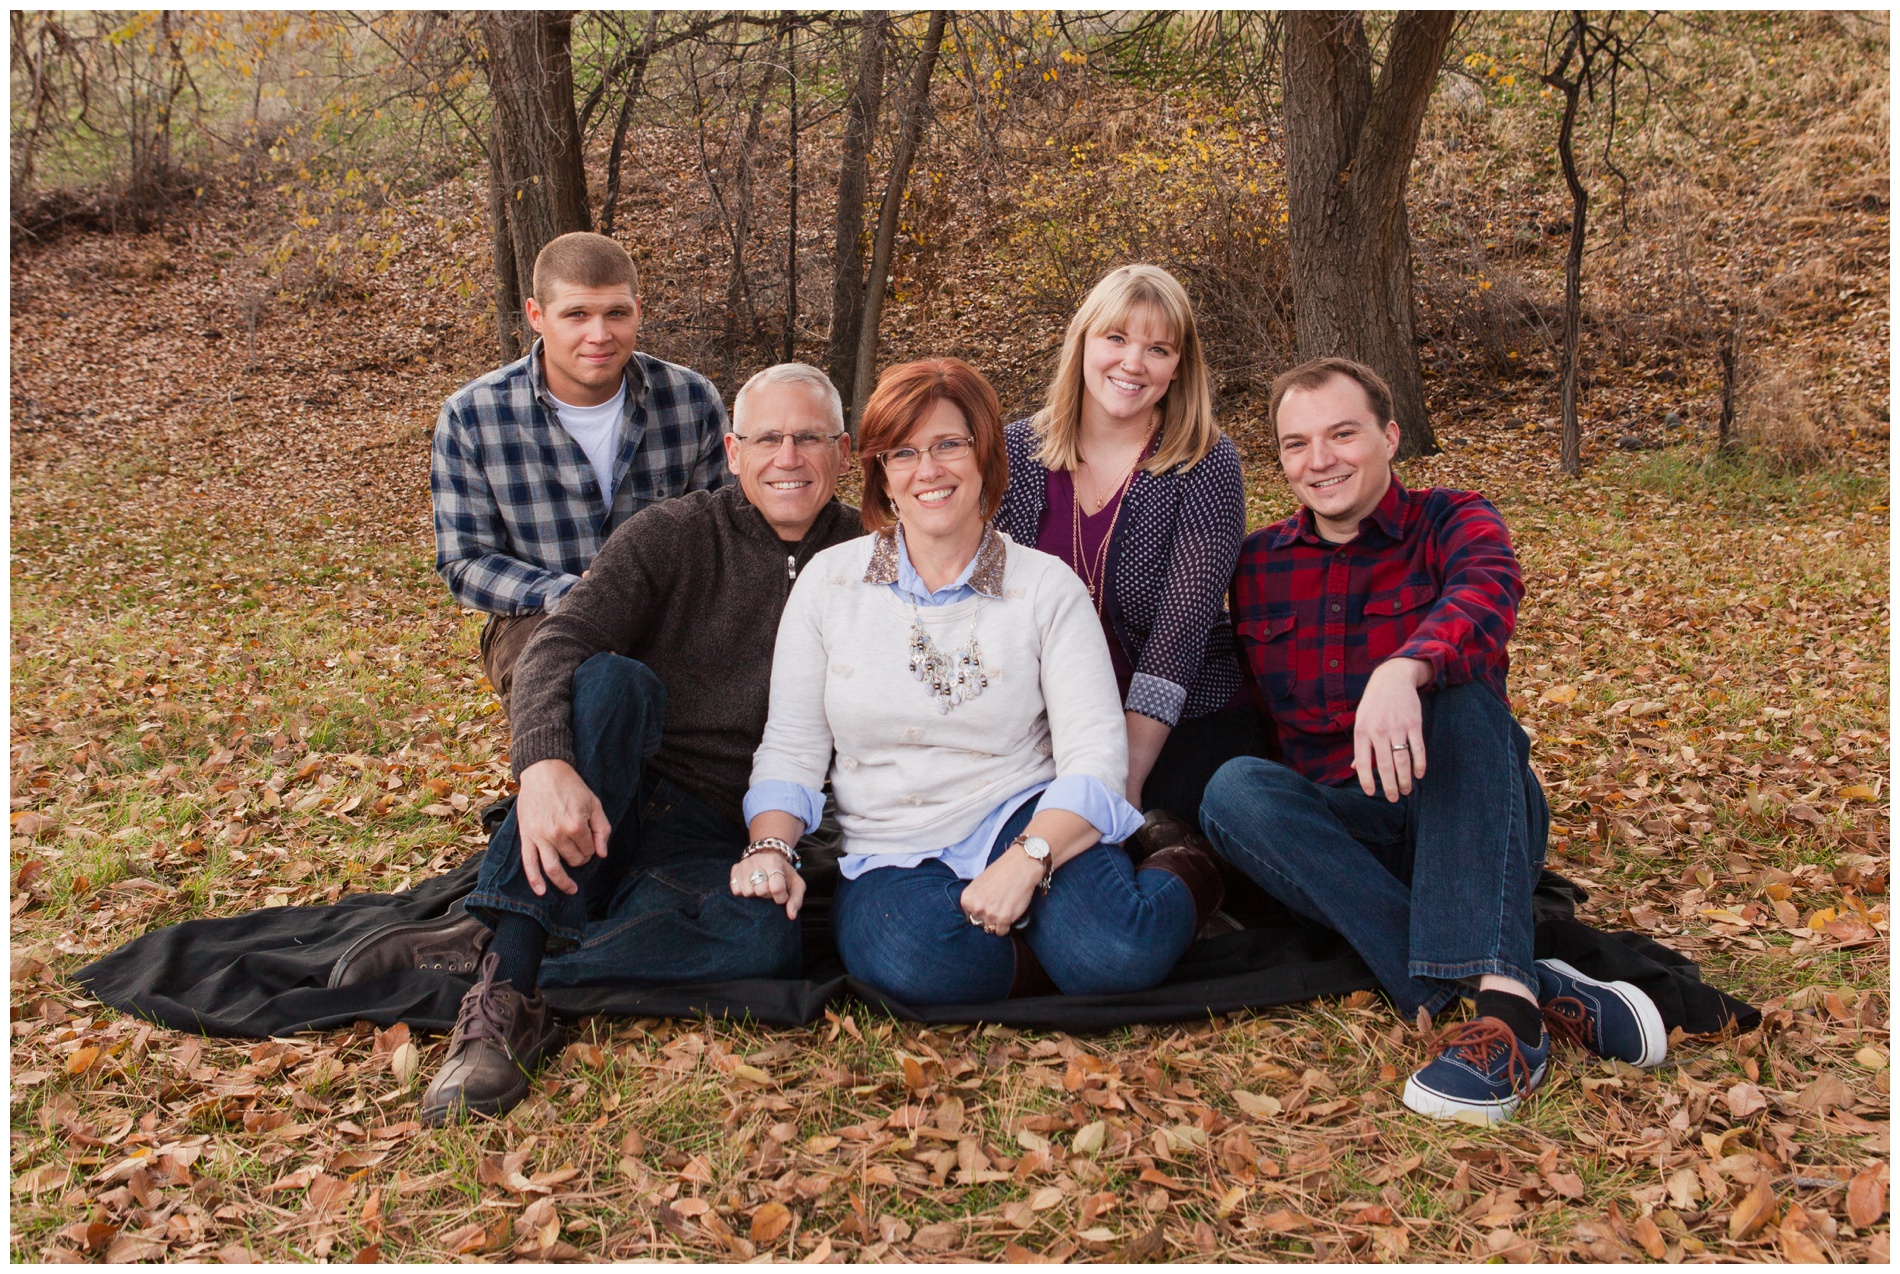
[832,797,1198,1005]
[465,654,802,989]
[1199,679,1547,1018]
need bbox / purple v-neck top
[1036,467,1137,700]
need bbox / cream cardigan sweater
[750,530,1130,859]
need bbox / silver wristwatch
[1012,834,1054,894]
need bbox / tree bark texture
[851,11,948,419]
[1283,11,1454,459]
[1551,56,1588,476]
[480,11,592,362]
[826,12,889,423]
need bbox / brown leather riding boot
[419,953,563,1126]
[1138,837,1229,935]
[1008,935,1058,998]
[1125,809,1195,866]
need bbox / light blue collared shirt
[743,526,1142,879]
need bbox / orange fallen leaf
[65,1046,100,1076]
[1847,1167,1887,1228]
[1728,1179,1776,1240]
[749,1202,792,1243]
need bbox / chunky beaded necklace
[906,602,987,713]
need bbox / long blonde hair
[1031,264,1219,474]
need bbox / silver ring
[748,870,769,886]
[969,915,983,926]
[1390,744,1410,752]
[767,868,785,879]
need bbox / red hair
[857,358,1008,534]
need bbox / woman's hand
[959,850,1043,935]
[730,850,806,920]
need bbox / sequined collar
[864,525,1007,598]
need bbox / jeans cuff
[464,889,586,947]
[1412,957,1540,996]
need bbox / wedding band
[1391,744,1410,751]
[969,915,983,926]
[748,870,768,886]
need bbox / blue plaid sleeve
[685,389,733,493]
[430,402,582,615]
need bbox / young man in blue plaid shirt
[430,232,731,712]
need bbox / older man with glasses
[338,363,859,1124]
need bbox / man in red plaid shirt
[1202,358,1666,1125]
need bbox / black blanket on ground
[74,855,1759,1039]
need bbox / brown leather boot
[327,904,491,988]
[1139,837,1228,935]
[1008,935,1058,998]
[1125,809,1195,866]
[419,953,562,1126]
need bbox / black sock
[1475,989,1544,1046]
[488,913,547,997]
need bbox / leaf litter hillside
[9,15,1889,1265]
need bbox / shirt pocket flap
[1236,613,1297,642]
[1363,586,1436,617]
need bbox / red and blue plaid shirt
[1231,478,1522,786]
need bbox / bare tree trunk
[487,133,524,362]
[480,11,591,360]
[783,20,799,363]
[826,12,888,422]
[1717,324,1738,452]
[1547,15,1589,476]
[600,12,660,236]
[851,11,948,418]
[1283,10,1453,459]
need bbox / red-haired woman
[734,359,1225,1004]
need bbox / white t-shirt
[549,382,628,507]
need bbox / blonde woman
[994,265,1256,840]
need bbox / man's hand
[516,758,611,896]
[729,850,806,920]
[960,847,1043,936]
[1353,657,1431,801]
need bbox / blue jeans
[1199,680,1547,1018]
[465,654,802,988]
[832,797,1198,1004]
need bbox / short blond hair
[1030,264,1220,475]
[532,232,639,305]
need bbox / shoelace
[450,952,515,1051]
[1541,996,1594,1052]
[1428,1018,1538,1096]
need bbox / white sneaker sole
[1541,958,1669,1068]
[1402,1060,1548,1126]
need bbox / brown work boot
[327,904,491,988]
[419,953,562,1126]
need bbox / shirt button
[1331,604,1341,612]
[1329,659,1339,668]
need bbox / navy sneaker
[1537,958,1668,1068]
[1402,1017,1550,1126]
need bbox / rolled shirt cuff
[742,779,825,837]
[1039,773,1144,846]
[1125,672,1187,727]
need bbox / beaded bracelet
[742,837,802,871]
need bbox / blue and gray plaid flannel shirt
[430,341,731,615]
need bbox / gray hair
[730,363,844,436]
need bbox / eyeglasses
[732,430,845,453]
[877,436,975,470]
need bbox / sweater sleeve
[747,563,836,793]
[1035,560,1133,798]
[1125,438,1246,727]
[506,511,665,778]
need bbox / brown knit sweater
[506,484,862,825]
